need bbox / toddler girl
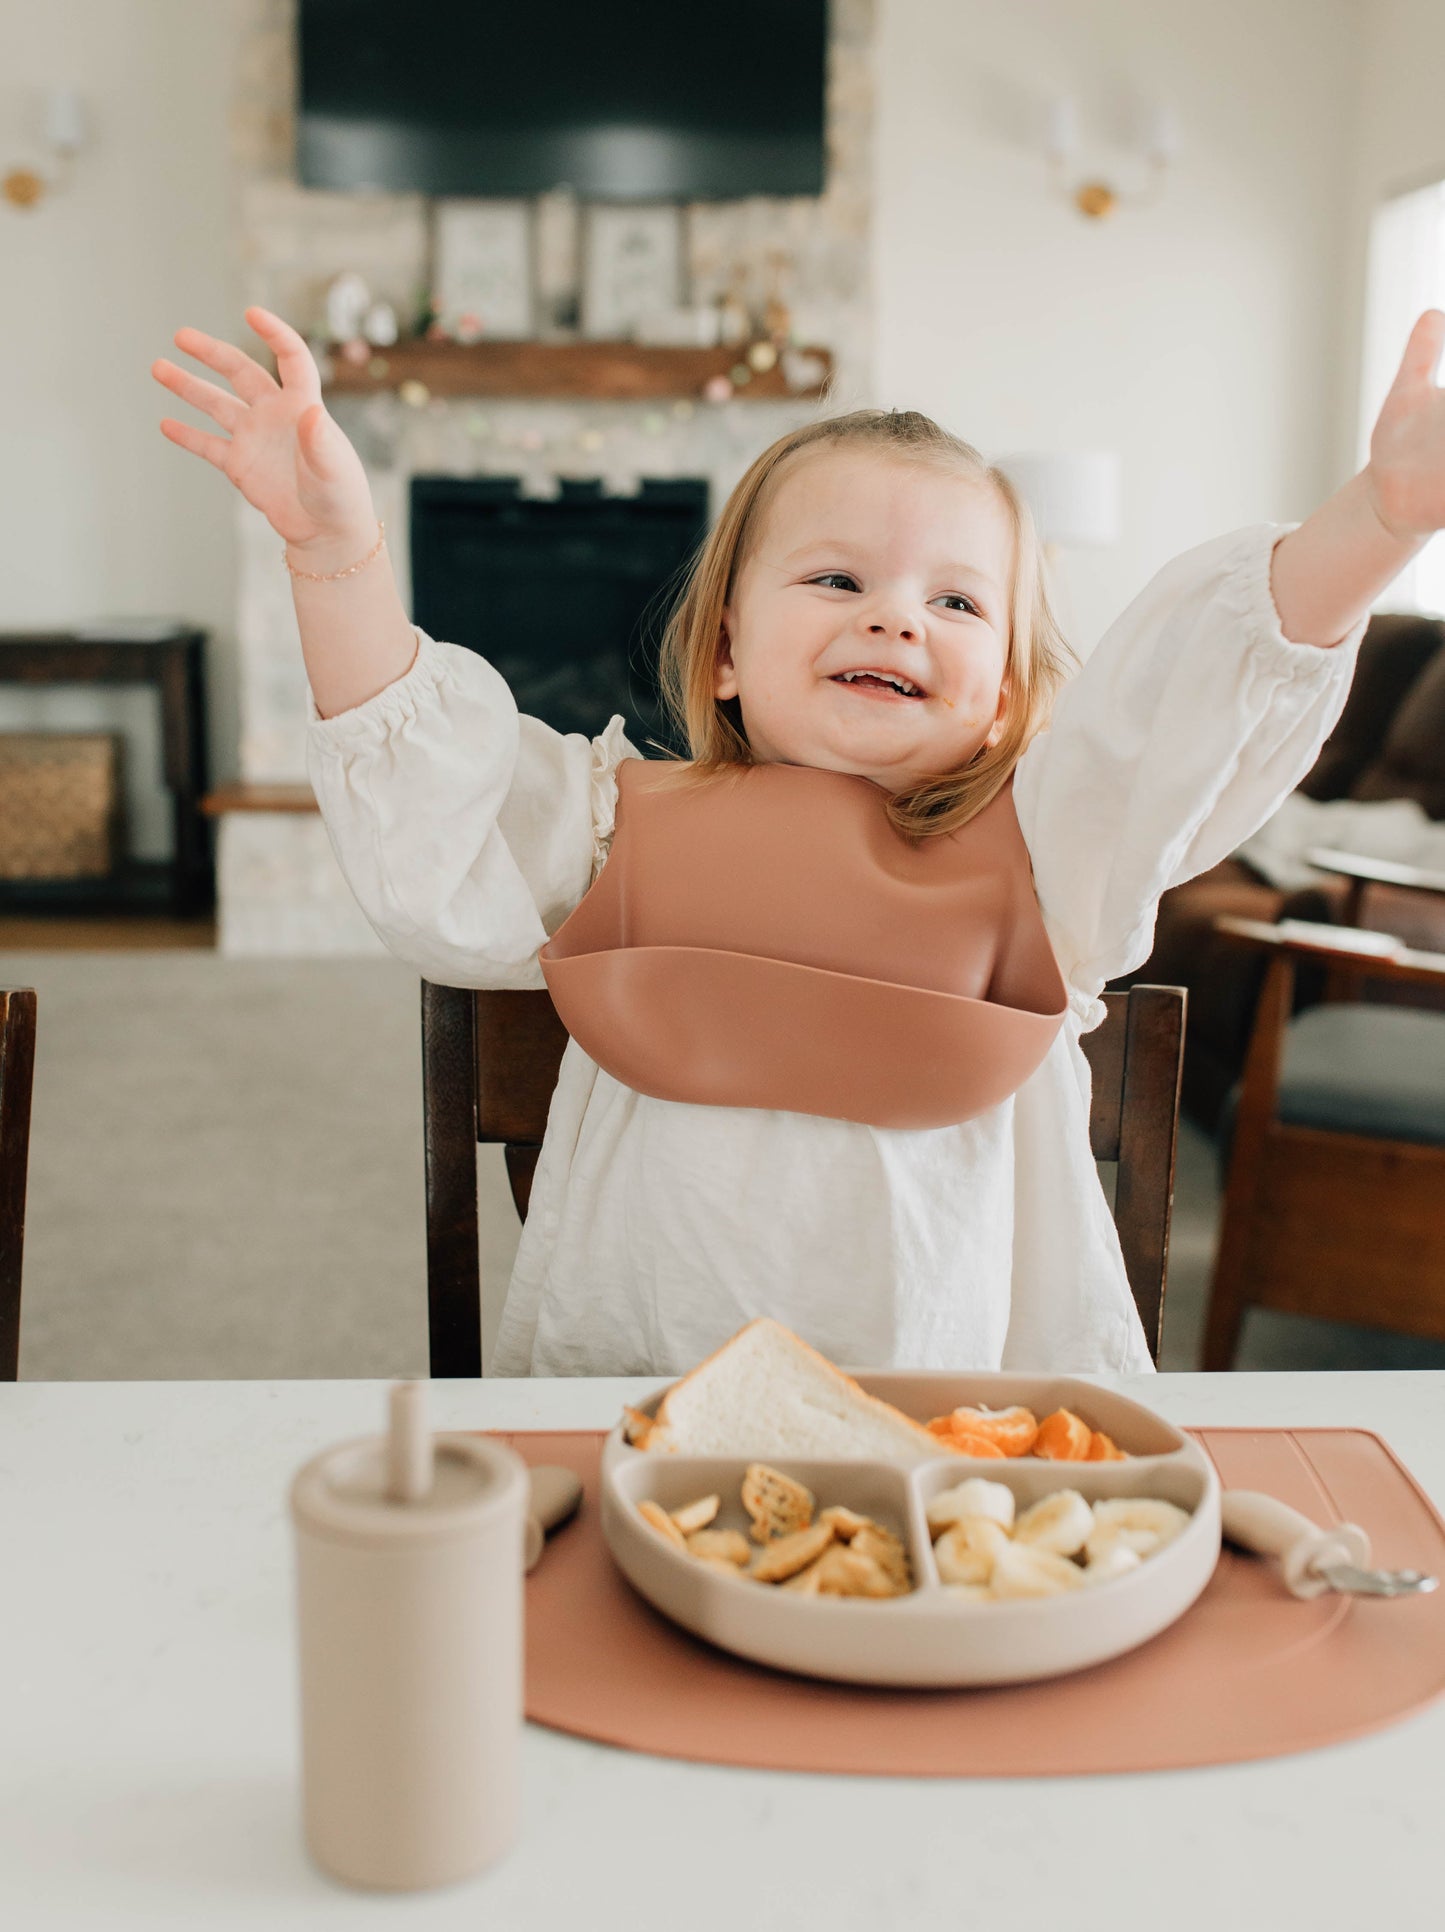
[153,307,1445,1376]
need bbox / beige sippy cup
[289,1381,528,1891]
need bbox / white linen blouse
[306,521,1366,1378]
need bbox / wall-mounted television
[297,1,828,201]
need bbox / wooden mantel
[317,337,833,403]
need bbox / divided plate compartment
[600,1372,1222,1687]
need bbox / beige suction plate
[600,1373,1221,1688]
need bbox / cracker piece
[685,1527,752,1567]
[780,1557,827,1595]
[742,1463,815,1543]
[694,1555,753,1580]
[749,1519,835,1582]
[817,1504,874,1542]
[850,1524,912,1590]
[637,1499,687,1550]
[670,1494,720,1535]
[812,1546,901,1598]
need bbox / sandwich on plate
[622,1316,954,1465]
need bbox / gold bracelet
[283,519,386,581]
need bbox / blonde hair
[650,408,1078,840]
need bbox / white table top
[3,1372,1443,1930]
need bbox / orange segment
[1033,1408,1094,1461]
[939,1405,1040,1457]
[1086,1429,1129,1462]
[942,1428,1007,1459]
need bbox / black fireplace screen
[408,476,710,759]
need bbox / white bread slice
[630,1317,954,1465]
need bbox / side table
[0,625,213,915]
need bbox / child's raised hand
[152,307,377,555]
[1365,308,1445,544]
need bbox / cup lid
[291,1421,527,1550]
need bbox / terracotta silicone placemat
[497,1427,1445,1777]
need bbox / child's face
[716,449,1016,792]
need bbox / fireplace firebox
[409,475,710,757]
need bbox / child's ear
[982,673,1011,750]
[714,614,739,702]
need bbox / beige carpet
[7,952,1443,1379]
[8,952,519,1380]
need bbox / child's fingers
[244,306,322,404]
[1390,309,1445,395]
[171,323,274,405]
[151,358,246,434]
[158,414,232,472]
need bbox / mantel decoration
[432,200,535,339]
[581,203,685,341]
[306,244,831,411]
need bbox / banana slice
[925,1477,1016,1536]
[932,1516,1010,1586]
[1012,1488,1093,1557]
[988,1541,1087,1599]
[1084,1497,1192,1566]
[1083,1542,1144,1584]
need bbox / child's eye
[808,572,859,591]
[935,593,981,615]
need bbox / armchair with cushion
[1116,612,1445,1129]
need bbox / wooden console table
[0,626,213,915]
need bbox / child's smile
[715,448,1016,793]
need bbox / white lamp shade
[993,451,1122,549]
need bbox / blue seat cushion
[1218,1002,1445,1177]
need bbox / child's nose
[868,618,918,640]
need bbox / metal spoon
[1221,1489,1438,1600]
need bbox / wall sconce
[3,88,87,211]
[1045,95,1179,220]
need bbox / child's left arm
[1012,307,1445,1027]
[1268,309,1445,646]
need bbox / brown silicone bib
[539,759,1067,1129]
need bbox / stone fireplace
[221,0,875,955]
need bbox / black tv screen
[298,1,828,200]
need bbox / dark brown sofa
[1112,612,1445,1130]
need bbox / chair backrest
[0,987,37,1381]
[421,981,1185,1376]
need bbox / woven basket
[0,732,124,879]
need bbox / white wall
[0,0,243,856]
[873,0,1365,650]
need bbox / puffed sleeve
[1012,522,1367,1029]
[305,623,639,988]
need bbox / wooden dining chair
[1201,889,1445,1370]
[421,982,1186,1377]
[1,986,37,1381]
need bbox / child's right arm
[153,308,635,986]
